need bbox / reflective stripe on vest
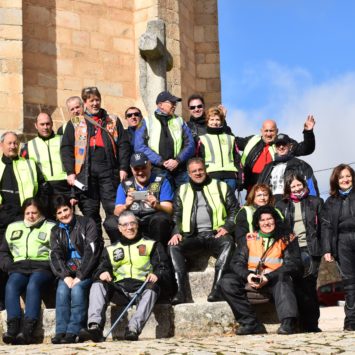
[6,220,55,262]
[199,133,237,173]
[28,135,67,182]
[107,238,155,283]
[0,158,38,205]
[180,180,228,233]
[145,115,183,157]
[241,135,276,166]
[247,234,288,273]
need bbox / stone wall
[0,0,221,136]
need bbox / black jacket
[321,189,355,258]
[93,234,171,288]
[50,215,103,280]
[60,109,131,185]
[236,129,315,188]
[258,156,319,199]
[234,207,254,244]
[276,196,323,256]
[172,177,239,237]
[228,222,302,283]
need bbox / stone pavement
[0,306,351,355]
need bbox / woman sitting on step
[50,195,103,344]
[0,198,55,345]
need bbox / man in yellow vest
[237,116,316,191]
[79,211,171,342]
[134,91,195,188]
[168,158,238,304]
[21,112,71,201]
[0,131,47,310]
[220,205,302,335]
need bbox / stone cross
[139,19,173,116]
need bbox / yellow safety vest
[27,135,67,182]
[241,135,276,166]
[0,158,38,205]
[5,220,55,262]
[107,238,155,283]
[180,180,228,233]
[145,115,183,157]
[199,133,237,173]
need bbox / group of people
[0,85,354,345]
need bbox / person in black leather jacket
[276,173,323,332]
[168,158,238,304]
[322,164,355,331]
[220,205,302,336]
[50,195,103,344]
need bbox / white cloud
[227,63,355,198]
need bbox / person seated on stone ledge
[0,198,55,345]
[79,211,171,342]
[168,157,238,304]
[50,195,103,344]
[220,205,302,335]
[104,152,174,245]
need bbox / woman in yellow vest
[0,198,55,345]
[197,106,241,191]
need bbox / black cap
[274,133,291,145]
[130,153,149,167]
[156,91,182,104]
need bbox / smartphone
[132,191,148,201]
[251,276,261,284]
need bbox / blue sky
[218,0,355,196]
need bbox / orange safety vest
[247,233,289,273]
[72,114,119,174]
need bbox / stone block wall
[0,0,221,136]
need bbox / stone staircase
[0,260,282,341]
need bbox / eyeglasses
[83,86,98,92]
[119,221,138,229]
[255,193,269,198]
[126,112,141,118]
[189,104,203,110]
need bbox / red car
[317,281,345,306]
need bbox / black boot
[2,318,21,344]
[277,317,297,335]
[16,318,37,345]
[171,272,188,305]
[207,269,224,302]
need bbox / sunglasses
[83,86,98,92]
[189,104,204,110]
[126,112,141,118]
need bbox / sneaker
[60,333,77,344]
[124,329,138,341]
[78,323,104,343]
[51,333,65,344]
[236,323,267,335]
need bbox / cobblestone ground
[0,332,354,355]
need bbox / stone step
[0,300,279,341]
[188,268,215,301]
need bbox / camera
[251,276,261,284]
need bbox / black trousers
[78,165,118,238]
[293,253,321,331]
[168,232,234,273]
[104,212,172,245]
[220,272,298,326]
[338,232,355,328]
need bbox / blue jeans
[55,278,92,335]
[217,178,237,191]
[5,271,53,320]
[152,168,189,189]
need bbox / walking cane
[103,279,149,340]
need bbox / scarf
[290,189,309,202]
[24,215,45,228]
[339,187,353,197]
[59,222,81,260]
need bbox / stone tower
[0,0,221,136]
